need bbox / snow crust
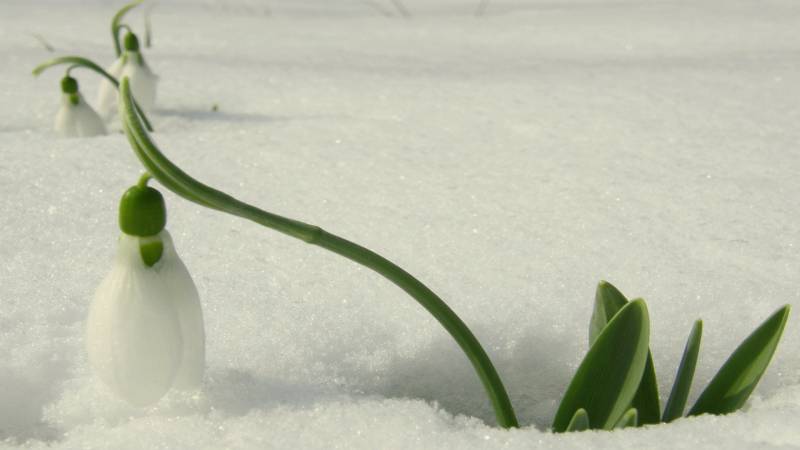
[1,0,799,448]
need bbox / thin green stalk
[137,172,153,188]
[33,55,154,132]
[29,32,55,52]
[313,231,517,427]
[118,77,518,428]
[112,0,145,56]
[144,3,155,48]
[34,56,117,86]
[123,127,216,210]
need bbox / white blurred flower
[87,230,205,406]
[97,32,158,120]
[54,92,107,138]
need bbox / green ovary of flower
[119,175,167,265]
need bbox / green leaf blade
[689,305,790,416]
[662,320,703,422]
[589,281,661,425]
[553,299,651,432]
[565,408,590,432]
[632,352,660,425]
[589,280,629,345]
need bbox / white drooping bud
[86,184,204,406]
[54,78,107,138]
[97,32,158,120]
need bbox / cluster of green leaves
[553,281,790,432]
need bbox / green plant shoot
[689,305,790,416]
[553,299,650,432]
[614,408,638,429]
[662,320,702,422]
[590,281,660,425]
[565,408,590,432]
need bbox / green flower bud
[119,182,166,237]
[123,32,140,52]
[119,178,167,267]
[61,76,78,94]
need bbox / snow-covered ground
[2,0,800,448]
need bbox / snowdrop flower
[87,177,204,406]
[54,76,106,138]
[97,31,158,120]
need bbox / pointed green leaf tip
[565,408,589,432]
[662,320,702,422]
[614,408,638,429]
[689,305,790,416]
[589,280,628,345]
[589,281,661,425]
[553,299,650,432]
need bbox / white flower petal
[54,98,79,138]
[87,233,183,406]
[97,53,158,120]
[158,231,205,390]
[54,94,107,138]
[96,57,126,120]
[73,102,108,137]
[126,59,158,113]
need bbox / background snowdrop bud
[97,31,158,119]
[54,75,106,138]
[124,32,140,53]
[87,177,205,406]
[61,76,78,95]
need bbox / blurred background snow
[1,0,799,448]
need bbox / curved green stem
[137,171,153,188]
[65,64,82,77]
[32,55,154,132]
[122,126,217,210]
[112,0,145,57]
[118,77,519,428]
[117,24,135,37]
[34,56,117,86]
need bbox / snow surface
[2,0,800,448]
